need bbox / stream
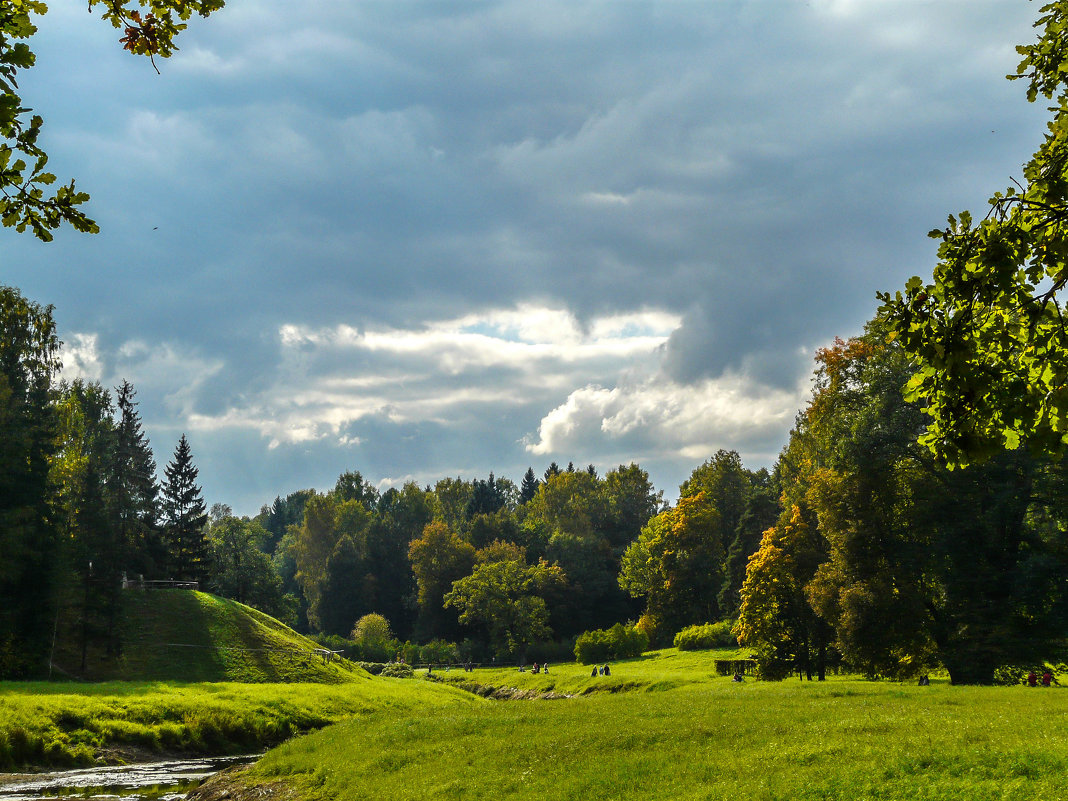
[0,754,259,800]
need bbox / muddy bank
[186,765,295,801]
[436,678,573,700]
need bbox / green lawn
[241,651,1068,801]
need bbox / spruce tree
[109,381,160,577]
[519,467,539,504]
[160,434,208,582]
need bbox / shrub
[379,662,414,679]
[574,623,648,664]
[674,621,738,651]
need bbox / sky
[3,0,1053,515]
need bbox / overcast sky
[4,0,1051,514]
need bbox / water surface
[0,754,258,800]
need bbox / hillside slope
[52,590,362,683]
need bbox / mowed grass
[0,675,478,769]
[245,652,1068,801]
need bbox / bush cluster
[574,623,648,664]
[673,621,738,651]
[315,634,460,666]
[379,662,414,679]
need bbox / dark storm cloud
[5,0,1052,510]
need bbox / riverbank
[0,676,477,770]
[0,754,259,799]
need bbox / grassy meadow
[237,651,1068,801]
[4,646,1066,800]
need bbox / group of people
[531,662,549,674]
[1027,670,1054,687]
[591,663,611,677]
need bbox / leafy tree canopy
[880,1,1068,465]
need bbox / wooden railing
[121,577,199,590]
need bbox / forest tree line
[2,284,1067,683]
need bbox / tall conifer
[519,467,539,504]
[160,434,208,582]
[110,381,160,577]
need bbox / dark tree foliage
[519,467,539,505]
[261,488,314,555]
[110,381,161,578]
[0,1,224,241]
[317,535,372,636]
[717,489,781,619]
[464,472,508,520]
[543,462,561,482]
[770,329,1068,684]
[160,434,208,582]
[600,463,663,552]
[0,285,60,677]
[364,483,431,639]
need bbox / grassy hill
[51,589,361,683]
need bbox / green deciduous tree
[407,521,475,641]
[751,329,1068,684]
[800,333,1068,684]
[444,557,566,658]
[618,492,722,643]
[879,1,1068,464]
[206,514,289,619]
[351,613,394,662]
[736,504,834,681]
